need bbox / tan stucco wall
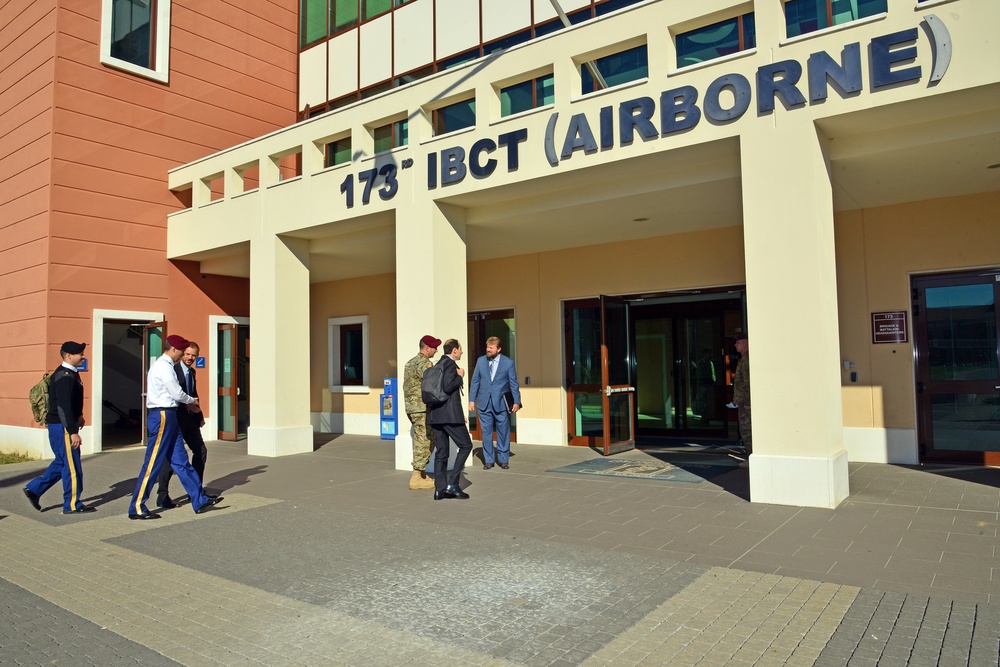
[836,190,1000,431]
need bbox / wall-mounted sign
[195,356,206,369]
[872,311,908,344]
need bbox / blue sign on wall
[195,357,206,369]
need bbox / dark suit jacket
[427,356,465,425]
[175,363,199,420]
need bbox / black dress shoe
[23,488,42,512]
[483,463,494,470]
[194,497,224,514]
[434,489,455,500]
[446,485,469,499]
[156,495,177,509]
[128,512,160,520]
[499,462,509,469]
[63,506,97,514]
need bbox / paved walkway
[0,435,997,666]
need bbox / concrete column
[393,202,469,470]
[740,121,849,508]
[247,234,313,456]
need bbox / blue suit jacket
[469,353,520,413]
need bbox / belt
[148,406,177,411]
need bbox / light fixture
[633,217,649,222]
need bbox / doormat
[548,458,738,483]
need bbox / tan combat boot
[409,470,435,490]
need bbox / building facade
[2,0,998,509]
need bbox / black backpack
[421,363,449,405]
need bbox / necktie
[490,359,497,381]
[188,368,196,396]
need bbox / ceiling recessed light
[633,217,649,222]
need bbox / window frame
[500,73,555,117]
[328,316,370,393]
[784,0,888,38]
[580,44,649,95]
[100,0,172,83]
[676,13,756,69]
[372,118,408,153]
[432,98,477,136]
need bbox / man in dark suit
[156,341,210,508]
[468,336,520,469]
[427,339,473,500]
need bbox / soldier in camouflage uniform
[732,333,751,467]
[403,335,440,489]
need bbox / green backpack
[29,373,51,424]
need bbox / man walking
[403,335,440,490]
[156,341,210,508]
[733,333,751,468]
[428,339,473,500]
[128,334,222,520]
[468,336,520,469]
[23,341,96,514]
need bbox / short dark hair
[443,339,460,355]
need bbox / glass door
[217,324,238,441]
[141,322,164,444]
[565,299,603,447]
[601,295,635,454]
[913,272,1000,465]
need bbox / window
[677,14,756,68]
[325,137,352,167]
[301,0,327,48]
[500,74,555,116]
[328,316,369,391]
[581,45,648,94]
[101,0,172,83]
[434,99,476,135]
[340,323,364,385]
[785,0,887,38]
[484,30,531,57]
[373,119,408,152]
[439,48,481,71]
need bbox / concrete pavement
[0,435,997,666]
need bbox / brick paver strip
[581,567,859,666]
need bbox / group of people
[403,335,521,500]
[23,335,222,518]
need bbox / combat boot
[409,470,435,490]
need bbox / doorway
[466,309,517,444]
[565,289,745,452]
[100,321,146,448]
[912,270,1000,465]
[217,323,250,440]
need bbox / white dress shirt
[146,354,195,408]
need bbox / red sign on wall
[872,311,908,344]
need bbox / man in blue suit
[468,336,520,469]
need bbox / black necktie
[188,368,196,397]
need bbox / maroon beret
[420,335,442,349]
[166,334,190,350]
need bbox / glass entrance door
[601,295,635,454]
[218,324,250,441]
[913,272,1000,465]
[141,322,164,445]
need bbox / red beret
[166,334,190,350]
[420,335,441,349]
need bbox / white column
[393,202,469,470]
[740,121,849,508]
[247,234,313,456]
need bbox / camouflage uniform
[733,352,751,454]
[403,352,435,471]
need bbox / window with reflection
[926,284,998,381]
[373,119,408,152]
[110,0,155,68]
[677,14,756,68]
[785,0,887,38]
[581,45,648,93]
[500,74,555,116]
[433,99,476,135]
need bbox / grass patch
[0,451,36,465]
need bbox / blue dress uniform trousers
[130,408,208,515]
[26,424,85,512]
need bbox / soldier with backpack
[23,341,97,514]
